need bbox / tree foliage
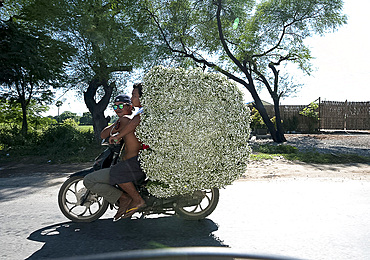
[17,0,166,141]
[0,97,56,149]
[59,111,78,123]
[0,98,55,129]
[79,112,93,125]
[142,0,347,142]
[0,18,75,134]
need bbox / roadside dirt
[242,133,370,181]
[242,157,370,181]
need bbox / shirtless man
[84,86,146,221]
[108,83,146,220]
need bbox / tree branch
[268,63,279,93]
[253,3,328,60]
[215,0,249,77]
[252,63,274,97]
[253,22,289,59]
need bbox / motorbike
[58,142,219,222]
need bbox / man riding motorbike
[84,84,146,221]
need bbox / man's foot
[122,201,146,219]
[113,194,132,221]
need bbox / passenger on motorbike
[84,86,146,221]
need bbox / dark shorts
[109,156,145,185]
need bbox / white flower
[137,66,251,198]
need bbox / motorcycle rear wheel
[174,188,219,220]
[58,175,109,222]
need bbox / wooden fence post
[318,97,321,131]
[344,100,348,130]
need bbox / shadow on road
[26,216,226,259]
[0,175,66,201]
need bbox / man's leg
[109,156,146,219]
[83,168,122,205]
[118,182,145,218]
[113,192,132,221]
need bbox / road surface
[0,173,370,259]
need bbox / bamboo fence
[263,99,370,132]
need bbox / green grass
[77,125,94,132]
[251,144,370,164]
[249,153,276,161]
[284,152,370,164]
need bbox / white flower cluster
[137,66,251,198]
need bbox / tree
[59,111,78,123]
[55,100,63,124]
[0,98,54,132]
[0,19,74,135]
[79,112,93,125]
[142,0,347,142]
[19,0,165,141]
[0,97,22,130]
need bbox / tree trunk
[247,86,285,143]
[90,109,110,142]
[272,98,287,143]
[20,100,28,136]
[84,78,113,143]
[253,98,279,142]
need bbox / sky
[244,0,370,105]
[46,0,370,116]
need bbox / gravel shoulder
[254,133,370,157]
[284,133,370,157]
[243,133,370,181]
[242,157,370,181]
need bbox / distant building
[245,100,273,107]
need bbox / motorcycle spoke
[73,182,79,194]
[77,206,88,217]
[67,187,76,195]
[204,194,211,204]
[65,198,77,205]
[65,187,77,199]
[65,185,80,205]
[68,205,78,213]
[189,205,199,213]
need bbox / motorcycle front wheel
[58,175,109,222]
[174,188,219,220]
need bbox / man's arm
[108,114,140,144]
[100,123,116,140]
[101,117,131,140]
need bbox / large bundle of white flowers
[137,66,251,198]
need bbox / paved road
[1,174,369,260]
